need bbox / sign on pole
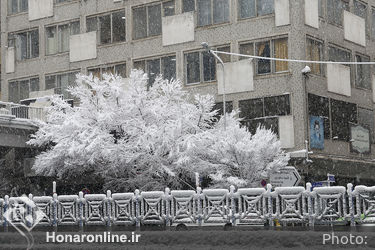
[270,166,301,187]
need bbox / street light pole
[201,42,226,130]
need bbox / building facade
[2,0,375,186]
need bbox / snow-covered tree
[28,70,289,192]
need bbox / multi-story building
[2,0,375,186]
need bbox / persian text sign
[270,166,301,187]
[350,125,370,154]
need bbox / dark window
[242,117,279,135]
[239,98,264,119]
[46,21,80,55]
[257,0,274,16]
[148,4,162,36]
[9,29,39,60]
[133,7,147,39]
[87,10,126,44]
[185,52,201,84]
[308,93,330,139]
[358,108,374,143]
[264,95,290,116]
[88,63,127,80]
[353,0,368,36]
[203,51,216,82]
[256,41,271,74]
[182,0,195,12]
[8,0,28,15]
[133,1,174,39]
[197,0,229,26]
[327,0,349,26]
[217,46,231,63]
[238,0,256,19]
[239,42,254,60]
[331,99,357,141]
[134,56,176,86]
[8,77,39,103]
[355,55,371,90]
[214,101,233,116]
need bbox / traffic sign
[270,166,301,187]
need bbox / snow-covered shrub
[28,70,289,191]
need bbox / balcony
[0,102,47,122]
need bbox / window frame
[197,0,230,27]
[45,20,80,56]
[354,53,371,90]
[7,0,28,16]
[133,54,177,86]
[132,1,176,40]
[326,0,349,27]
[45,70,80,99]
[8,28,40,61]
[237,0,274,20]
[252,37,289,75]
[86,9,126,45]
[306,36,324,76]
[87,62,127,80]
[184,45,230,85]
[8,76,40,103]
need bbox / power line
[211,50,375,65]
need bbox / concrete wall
[70,32,97,62]
[162,12,195,46]
[327,64,351,97]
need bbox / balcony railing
[0,102,47,122]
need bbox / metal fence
[1,183,375,229]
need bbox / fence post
[27,194,33,228]
[164,187,170,228]
[306,182,314,228]
[229,185,236,226]
[134,189,140,228]
[78,191,84,231]
[347,183,355,227]
[52,193,58,230]
[4,195,9,231]
[106,190,112,228]
[266,184,273,227]
[196,187,202,226]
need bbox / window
[327,0,349,26]
[355,54,371,90]
[308,94,330,139]
[308,94,358,141]
[318,0,323,17]
[353,0,368,36]
[87,10,126,45]
[56,0,75,3]
[197,0,229,27]
[45,72,79,99]
[182,0,195,12]
[8,29,39,60]
[134,55,176,86]
[331,99,357,141]
[372,9,375,39]
[239,94,290,135]
[255,37,288,74]
[239,42,254,60]
[46,21,80,55]
[7,0,28,15]
[133,1,175,40]
[358,107,374,143]
[88,62,127,80]
[306,38,323,75]
[238,0,274,19]
[8,77,39,103]
[213,101,233,116]
[185,46,229,84]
